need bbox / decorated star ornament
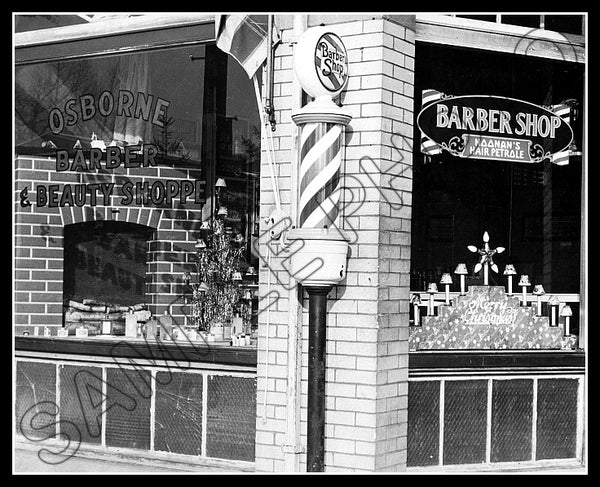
[467,231,505,285]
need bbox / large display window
[15,18,261,342]
[410,42,584,337]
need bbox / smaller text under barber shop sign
[417,90,574,165]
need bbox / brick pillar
[254,15,415,472]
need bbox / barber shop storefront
[13,13,586,473]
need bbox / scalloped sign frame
[417,95,574,163]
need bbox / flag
[215,14,279,78]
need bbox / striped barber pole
[550,103,572,165]
[420,89,444,156]
[298,121,344,228]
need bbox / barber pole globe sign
[294,27,349,99]
[293,27,350,229]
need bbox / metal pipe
[306,285,331,472]
[265,15,276,130]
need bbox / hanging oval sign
[416,94,574,163]
[294,26,349,99]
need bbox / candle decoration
[561,305,573,335]
[440,273,453,305]
[532,284,545,316]
[427,283,438,316]
[454,263,468,295]
[518,275,531,306]
[548,295,560,327]
[467,231,505,286]
[503,264,517,295]
[411,293,422,326]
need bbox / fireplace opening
[63,220,154,335]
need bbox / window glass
[15,41,261,329]
[544,15,584,35]
[16,45,206,163]
[500,15,541,29]
[215,50,262,270]
[411,43,583,294]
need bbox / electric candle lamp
[532,284,545,316]
[548,295,560,327]
[195,238,207,250]
[232,271,243,282]
[561,305,573,335]
[503,264,517,295]
[440,273,453,305]
[454,263,468,295]
[518,275,531,306]
[427,283,438,316]
[411,293,422,326]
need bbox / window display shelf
[15,335,257,368]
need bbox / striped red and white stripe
[420,89,443,156]
[298,122,344,229]
[550,103,572,165]
[215,15,277,78]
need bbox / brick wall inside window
[14,155,205,333]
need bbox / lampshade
[560,305,573,317]
[197,281,210,293]
[410,293,421,305]
[215,178,227,188]
[246,266,257,276]
[195,239,207,249]
[454,263,468,275]
[548,295,560,306]
[217,206,228,216]
[440,273,453,285]
[518,275,531,287]
[232,271,243,281]
[427,283,438,293]
[532,284,545,295]
[503,264,517,276]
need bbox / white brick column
[254,15,416,472]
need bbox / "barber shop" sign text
[417,90,574,164]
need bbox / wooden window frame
[14,14,215,65]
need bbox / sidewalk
[13,445,253,474]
